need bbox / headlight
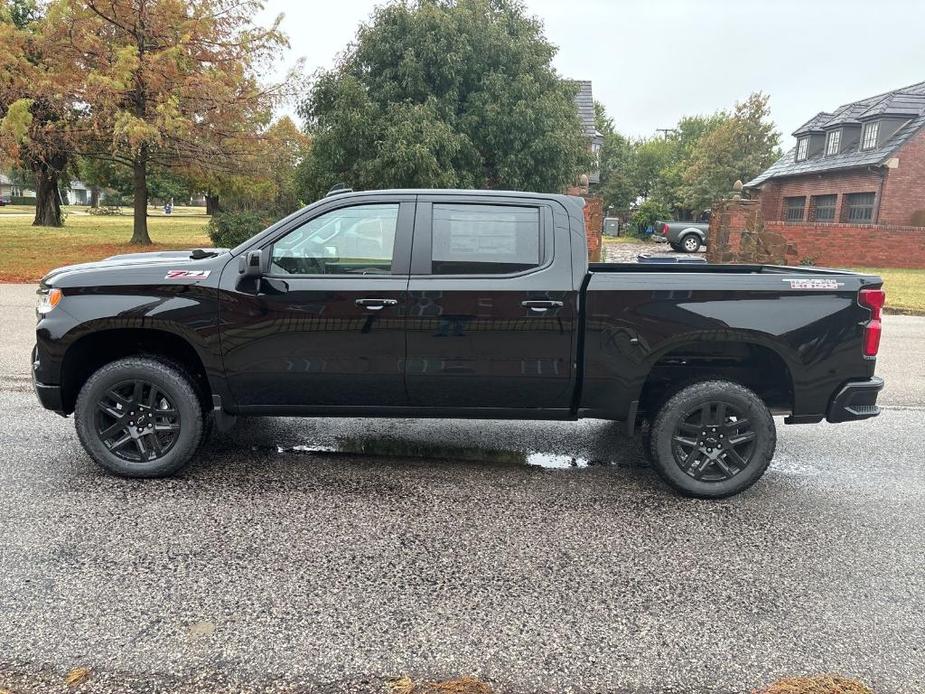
[37,288,62,315]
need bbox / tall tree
[298,0,589,200]
[0,0,79,226]
[49,0,289,244]
[681,92,781,212]
[592,101,637,213]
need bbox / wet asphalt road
[2,397,925,693]
[1,283,925,693]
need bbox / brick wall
[768,221,925,268]
[707,197,925,269]
[758,169,884,223]
[880,127,925,226]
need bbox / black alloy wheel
[647,380,776,498]
[95,379,181,462]
[670,401,756,481]
[75,357,204,477]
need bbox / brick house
[745,81,925,227]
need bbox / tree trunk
[90,187,100,208]
[130,151,151,245]
[32,166,63,227]
[205,193,220,215]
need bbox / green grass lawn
[0,211,210,282]
[853,267,925,315]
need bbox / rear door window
[431,204,540,275]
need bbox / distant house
[746,81,925,226]
[571,80,604,184]
[65,180,91,205]
[0,171,32,198]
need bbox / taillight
[859,287,885,357]
[661,223,669,236]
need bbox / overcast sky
[260,0,925,145]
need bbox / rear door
[404,195,577,412]
[220,194,415,410]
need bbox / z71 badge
[165,270,211,280]
[784,278,844,289]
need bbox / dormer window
[862,121,879,150]
[796,137,809,161]
[825,130,841,156]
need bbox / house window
[861,122,879,150]
[810,194,837,222]
[796,137,809,161]
[784,196,806,222]
[825,130,841,156]
[843,192,876,223]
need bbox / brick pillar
[707,196,794,264]
[566,186,604,261]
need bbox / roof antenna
[326,183,353,197]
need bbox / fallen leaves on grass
[388,674,494,694]
[64,667,91,687]
[754,674,873,694]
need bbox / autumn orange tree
[0,0,81,227]
[47,0,290,244]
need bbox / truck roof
[325,188,584,208]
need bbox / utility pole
[655,128,677,139]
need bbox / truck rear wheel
[74,357,204,478]
[680,233,701,253]
[647,380,775,498]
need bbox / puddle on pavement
[265,436,614,469]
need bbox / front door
[404,197,577,412]
[220,197,415,410]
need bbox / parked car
[33,189,884,498]
[0,197,11,206]
[655,220,709,252]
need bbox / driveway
[1,282,923,693]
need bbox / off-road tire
[75,357,204,477]
[648,380,776,498]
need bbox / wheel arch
[60,327,213,415]
[636,338,795,419]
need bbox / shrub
[9,196,36,205]
[207,209,275,248]
[628,200,670,238]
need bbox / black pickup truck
[33,189,885,498]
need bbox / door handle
[522,300,564,312]
[356,298,399,311]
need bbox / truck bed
[588,262,870,276]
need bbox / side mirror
[238,249,263,278]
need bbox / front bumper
[826,377,884,423]
[32,343,65,414]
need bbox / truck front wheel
[647,380,776,498]
[74,357,204,478]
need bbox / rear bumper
[826,377,884,423]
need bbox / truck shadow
[204,415,651,473]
